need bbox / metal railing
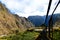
[45,0,60,40]
[36,0,60,40]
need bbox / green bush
[53,30,60,40]
[1,31,39,40]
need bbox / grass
[0,31,39,40]
[0,30,60,40]
[53,30,60,40]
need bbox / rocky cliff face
[0,2,34,35]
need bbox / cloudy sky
[0,0,60,18]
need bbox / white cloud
[54,4,60,13]
[0,0,60,18]
[49,0,60,15]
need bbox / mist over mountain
[0,2,34,35]
[28,14,60,27]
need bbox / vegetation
[0,30,60,40]
[0,31,39,40]
[53,30,60,40]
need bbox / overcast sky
[0,0,60,18]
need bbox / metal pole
[45,0,52,36]
[49,0,60,40]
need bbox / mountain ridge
[0,2,34,35]
[28,14,60,27]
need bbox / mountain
[45,14,60,27]
[53,14,60,27]
[0,2,34,35]
[28,14,60,27]
[28,16,45,26]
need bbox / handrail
[45,0,52,25]
[44,0,52,37]
[48,0,60,40]
[36,0,60,40]
[51,0,60,16]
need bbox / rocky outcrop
[0,2,34,35]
